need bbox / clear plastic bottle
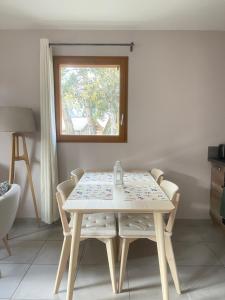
[113,161,123,185]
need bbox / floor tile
[80,239,108,265]
[32,241,63,265]
[198,223,225,242]
[33,241,85,265]
[0,240,44,264]
[13,264,125,300]
[46,227,63,241]
[0,264,29,298]
[3,219,225,300]
[12,265,68,299]
[75,264,129,300]
[10,226,63,242]
[126,244,159,268]
[127,239,158,262]
[173,242,221,266]
[182,266,225,300]
[173,225,203,242]
[9,220,50,240]
[206,240,225,266]
[11,228,54,242]
[175,219,212,227]
[128,261,188,300]
[81,238,145,266]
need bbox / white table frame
[63,172,174,300]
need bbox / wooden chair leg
[106,239,117,294]
[154,212,169,300]
[118,237,122,262]
[165,236,181,294]
[118,238,130,293]
[66,213,83,300]
[2,237,11,256]
[54,236,71,294]
[113,237,119,262]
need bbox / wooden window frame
[53,56,128,143]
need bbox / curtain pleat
[40,39,59,224]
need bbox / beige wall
[0,30,225,219]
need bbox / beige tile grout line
[9,238,48,300]
[8,238,87,300]
[204,241,225,267]
[8,224,60,241]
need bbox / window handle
[120,113,124,126]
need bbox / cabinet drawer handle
[218,167,221,172]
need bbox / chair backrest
[151,168,164,184]
[71,168,84,184]
[160,180,178,200]
[160,180,180,233]
[0,184,21,240]
[57,179,75,203]
[56,192,70,235]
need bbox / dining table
[63,171,175,300]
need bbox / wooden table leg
[66,212,83,300]
[154,212,169,300]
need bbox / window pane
[60,66,120,136]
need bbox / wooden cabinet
[210,161,225,226]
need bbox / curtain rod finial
[130,42,134,52]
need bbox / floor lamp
[0,107,40,223]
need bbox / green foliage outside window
[61,66,120,136]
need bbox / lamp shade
[0,107,36,133]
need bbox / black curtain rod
[49,42,134,52]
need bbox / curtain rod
[49,42,134,52]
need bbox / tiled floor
[0,219,225,300]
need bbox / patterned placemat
[80,172,113,184]
[70,184,113,200]
[120,185,167,201]
[80,172,156,184]
[69,172,168,201]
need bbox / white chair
[54,179,117,294]
[0,184,21,255]
[150,168,164,184]
[118,180,181,294]
[70,168,84,184]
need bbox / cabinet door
[210,189,222,221]
[211,164,225,191]
[210,164,225,221]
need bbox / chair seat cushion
[118,213,162,237]
[69,213,117,237]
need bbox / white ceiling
[1,0,225,30]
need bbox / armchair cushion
[0,181,10,196]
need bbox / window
[54,56,128,142]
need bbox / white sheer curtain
[40,39,59,224]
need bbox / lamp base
[9,133,40,224]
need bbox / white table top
[63,172,174,213]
